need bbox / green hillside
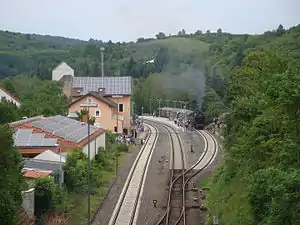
[1,24,300,224]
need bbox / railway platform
[141,116,184,131]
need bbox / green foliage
[0,75,67,124]
[205,50,300,224]
[34,178,67,220]
[115,142,129,153]
[19,80,68,117]
[105,130,117,149]
[63,150,88,193]
[248,168,300,225]
[0,99,21,124]
[0,125,24,225]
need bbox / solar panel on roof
[52,130,67,138]
[45,123,64,131]
[49,115,67,123]
[42,139,57,146]
[15,141,29,146]
[17,129,33,134]
[28,140,44,146]
[30,134,45,139]
[73,76,132,95]
[62,119,76,125]
[32,120,50,127]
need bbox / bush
[94,149,113,171]
[64,150,89,193]
[34,178,67,220]
[105,131,117,150]
[115,143,129,153]
[0,125,24,225]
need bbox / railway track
[145,119,218,225]
[107,123,159,225]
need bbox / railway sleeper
[185,204,201,209]
[159,205,184,209]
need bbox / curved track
[145,119,218,225]
[107,123,159,225]
[156,122,186,225]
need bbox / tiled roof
[10,116,44,127]
[12,115,105,147]
[22,169,52,179]
[0,87,22,104]
[72,76,132,95]
[31,115,101,143]
[68,91,118,108]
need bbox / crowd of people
[115,118,146,145]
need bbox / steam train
[176,109,205,130]
[190,110,205,130]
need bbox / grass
[67,145,139,225]
[68,170,116,225]
[203,170,254,225]
[137,37,209,53]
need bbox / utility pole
[173,100,177,108]
[55,144,63,188]
[149,99,152,116]
[117,102,119,134]
[166,99,170,107]
[100,47,105,87]
[80,98,97,225]
[158,99,162,117]
[141,107,144,126]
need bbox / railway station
[158,107,193,120]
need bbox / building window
[118,103,124,112]
[1,96,6,101]
[95,110,101,117]
[87,97,92,103]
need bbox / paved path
[108,124,159,225]
[91,129,149,225]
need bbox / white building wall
[82,132,106,159]
[52,62,74,81]
[0,89,21,107]
[22,188,35,217]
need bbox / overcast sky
[0,0,299,42]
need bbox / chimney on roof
[72,87,84,97]
[98,88,105,94]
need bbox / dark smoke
[157,65,206,110]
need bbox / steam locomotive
[189,110,205,130]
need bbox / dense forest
[0,23,300,224]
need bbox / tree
[276,24,285,36]
[194,30,203,36]
[178,29,186,36]
[0,125,24,225]
[63,150,89,193]
[0,100,21,124]
[1,78,18,98]
[155,32,166,40]
[76,109,95,125]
